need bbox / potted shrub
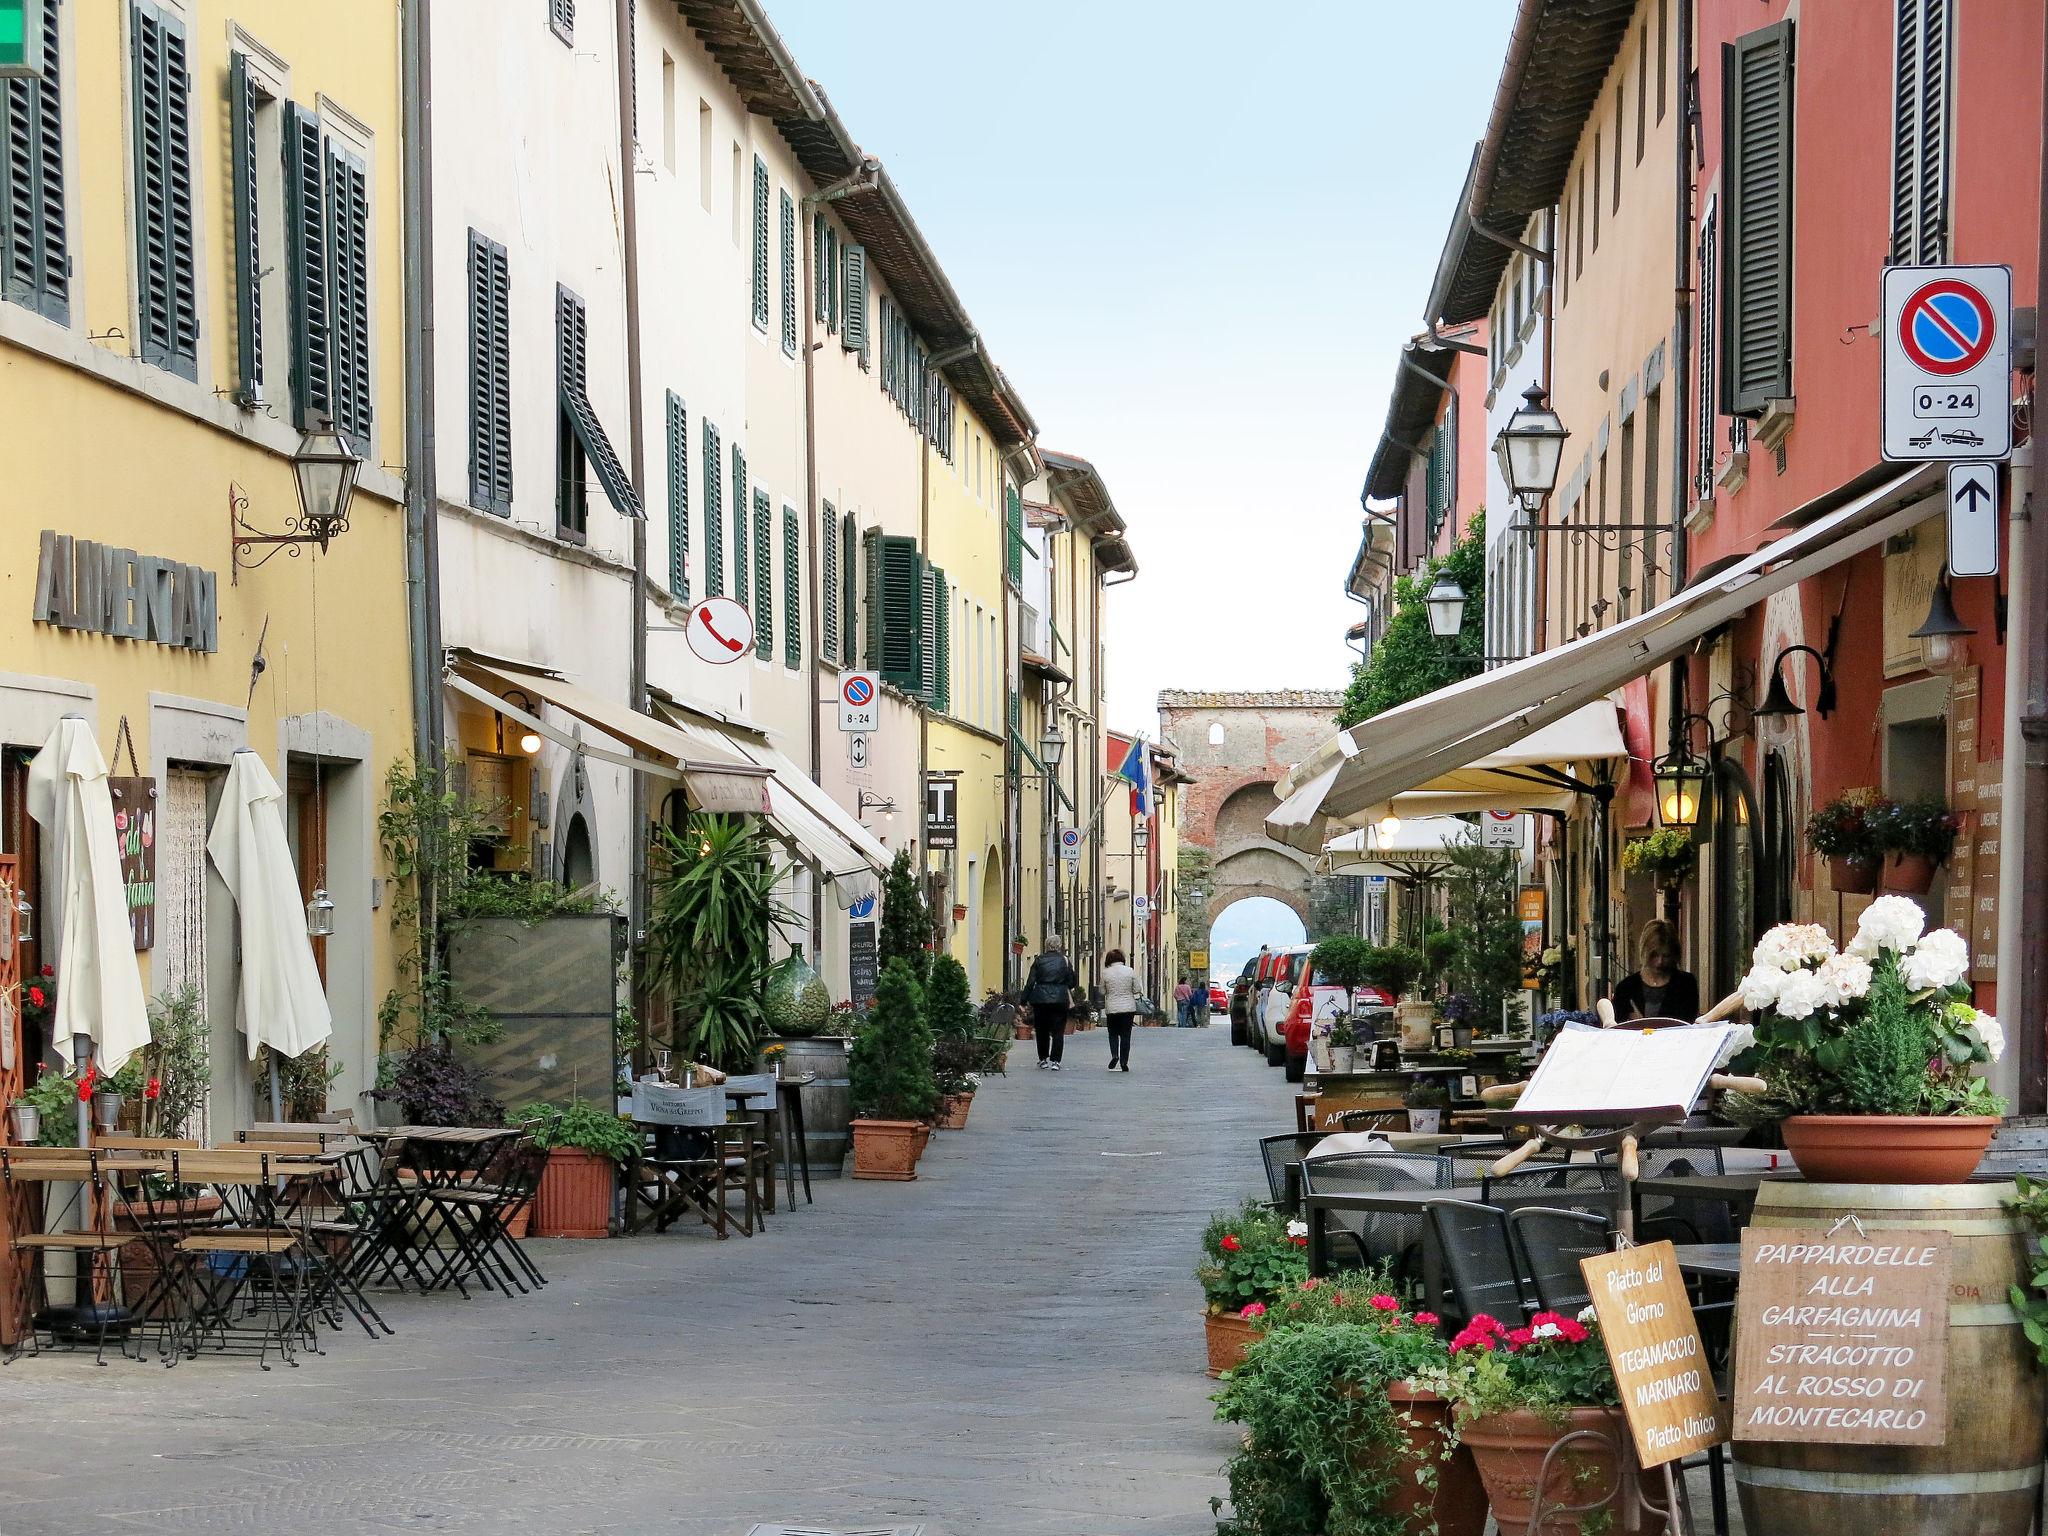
[926,956,978,1130]
[1439,992,1477,1050]
[1327,1015,1359,1074]
[848,958,939,1179]
[1872,796,1962,895]
[373,1038,505,1127]
[1806,790,1889,895]
[1441,1309,1659,1535]
[1196,1199,1309,1377]
[1366,944,1432,1052]
[1405,1078,1450,1134]
[1621,827,1696,890]
[519,1099,638,1238]
[1729,897,2004,1182]
[1213,1279,1486,1536]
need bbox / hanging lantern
[14,890,31,943]
[1492,383,1570,511]
[1652,748,1709,829]
[1423,573,1468,639]
[305,887,337,939]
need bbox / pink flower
[1300,1277,1320,1290]
[1413,1311,1440,1327]
[1219,1234,1241,1253]
[1468,1313,1504,1335]
[1240,1302,1266,1319]
[1557,1319,1590,1343]
[1368,1294,1399,1311]
[1507,1326,1534,1348]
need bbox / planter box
[851,1118,924,1180]
[1204,1308,1260,1377]
[936,1093,973,1130]
[532,1147,614,1238]
[1379,1384,1488,1536]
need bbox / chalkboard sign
[1580,1240,1725,1467]
[108,776,156,950]
[848,920,878,1009]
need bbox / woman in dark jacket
[1022,937,1079,1070]
[1611,919,1701,1023]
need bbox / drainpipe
[1664,0,1696,929]
[1999,435,2032,1105]
[400,0,442,768]
[615,0,648,1048]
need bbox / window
[280,104,372,442]
[1574,166,1585,277]
[782,506,800,668]
[779,187,796,356]
[467,230,512,514]
[696,100,711,212]
[702,419,723,595]
[1723,20,1796,413]
[665,391,687,599]
[752,486,771,657]
[820,499,838,663]
[130,1,196,380]
[1613,73,1624,203]
[1592,132,1602,250]
[1424,398,1456,544]
[1890,0,1953,264]
[840,509,857,662]
[813,212,828,324]
[227,53,265,401]
[1657,0,1669,120]
[1636,23,1648,163]
[841,242,866,352]
[1616,417,1635,620]
[731,444,748,605]
[1641,389,1661,607]
[1,0,66,323]
[1696,196,1717,496]
[555,287,589,541]
[924,563,949,710]
[660,54,675,172]
[749,154,768,330]
[875,534,925,693]
[549,0,573,45]
[323,139,371,442]
[1207,722,1226,746]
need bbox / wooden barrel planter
[1734,1181,2046,1535]
[774,1035,853,1174]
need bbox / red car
[1208,982,1228,1012]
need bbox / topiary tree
[1336,513,1485,730]
[878,849,930,980]
[1309,935,1375,993]
[849,958,939,1122]
[923,953,975,1040]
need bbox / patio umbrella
[206,749,331,1119]
[26,717,151,1125]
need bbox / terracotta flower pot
[1461,1406,1663,1535]
[1204,1308,1260,1377]
[1014,1021,1034,1041]
[851,1118,923,1179]
[532,1147,615,1238]
[1828,854,1880,895]
[936,1093,973,1130]
[1780,1113,1998,1184]
[1881,850,1938,894]
[1379,1384,1489,1536]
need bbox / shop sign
[1733,1225,1951,1445]
[32,532,217,652]
[109,776,156,950]
[847,920,878,1009]
[1580,1241,1725,1467]
[924,774,958,850]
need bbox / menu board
[847,920,878,1010]
[1580,1241,1725,1467]
[1514,1023,1734,1120]
[108,775,156,950]
[1733,1226,1951,1444]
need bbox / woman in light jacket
[1101,949,1141,1072]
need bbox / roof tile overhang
[1345,517,1398,600]
[1362,341,1457,501]
[1427,0,1637,326]
[1043,449,1125,536]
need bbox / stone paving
[0,1024,1287,1536]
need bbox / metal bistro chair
[1483,1162,1622,1223]
[1607,1144,1732,1246]
[1506,1205,1612,1315]
[1257,1131,1329,1213]
[1299,1152,1452,1287]
[1425,1198,1529,1330]
[0,1149,144,1365]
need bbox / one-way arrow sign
[1948,462,2000,577]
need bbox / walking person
[1102,948,1141,1072]
[1173,974,1195,1028]
[1022,937,1079,1070]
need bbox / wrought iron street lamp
[231,424,367,578]
[1424,572,1467,639]
[1652,742,1710,829]
[1040,723,1066,769]
[1493,384,1569,513]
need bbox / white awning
[1270,464,1942,849]
[1316,815,1469,878]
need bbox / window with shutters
[1695,197,1718,497]
[732,445,749,606]
[813,212,828,324]
[752,488,772,657]
[926,565,950,713]
[228,52,267,403]
[550,0,573,45]
[130,1,196,381]
[1424,399,1456,544]
[782,506,800,669]
[665,391,688,599]
[324,138,372,443]
[877,535,925,694]
[779,187,796,356]
[1005,486,1023,587]
[820,499,839,663]
[841,510,858,663]
[1722,20,1795,415]
[467,230,512,514]
[749,155,768,331]
[2,0,67,324]
[283,102,329,428]
[862,525,884,670]
[703,419,723,596]
[842,242,866,353]
[1890,0,1953,266]
[556,286,590,542]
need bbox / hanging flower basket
[1829,854,1880,895]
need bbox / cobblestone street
[0,1026,1284,1536]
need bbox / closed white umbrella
[207,750,331,1117]
[26,717,151,1100]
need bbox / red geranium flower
[1368,1294,1399,1311]
[39,965,52,977]
[26,986,44,1008]
[1507,1326,1535,1347]
[1413,1311,1440,1327]
[144,1076,161,1102]
[75,1065,96,1103]
[1218,1234,1241,1253]
[1240,1302,1266,1319]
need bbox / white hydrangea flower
[1753,923,1834,972]
[1739,965,1786,1012]
[1713,1022,1756,1067]
[1901,928,1970,991]
[1772,969,1825,1020]
[1974,1010,2007,1063]
[1816,952,1873,1006]
[1531,1320,1563,1340]
[1850,895,1926,959]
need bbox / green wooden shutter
[2,0,67,322]
[467,230,514,515]
[862,525,885,670]
[555,285,588,540]
[841,243,866,351]
[928,566,950,713]
[1005,486,1023,585]
[1723,20,1795,414]
[666,391,688,600]
[1695,199,1717,499]
[228,52,260,401]
[779,187,796,357]
[283,101,330,429]
[826,224,839,333]
[130,1,195,380]
[881,536,925,693]
[842,510,858,663]
[732,445,749,606]
[325,140,371,442]
[819,499,838,663]
[1889,0,1952,265]
[702,419,723,596]
[812,211,827,323]
[750,155,768,330]
[752,487,772,657]
[783,506,801,668]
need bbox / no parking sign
[1882,265,2011,461]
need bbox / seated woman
[1611,918,1700,1022]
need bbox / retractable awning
[447,653,769,814]
[1270,463,1941,850]
[1316,816,1469,878]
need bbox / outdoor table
[1670,1241,1742,1281]
[1303,1183,1486,1306]
[1631,1170,1800,1232]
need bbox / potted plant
[1367,944,1432,1051]
[1440,1309,1657,1535]
[1439,992,1477,1049]
[848,958,939,1179]
[1872,796,1962,895]
[1405,1078,1450,1134]
[1728,897,2004,1182]
[1622,827,1696,890]
[1327,1015,1358,1074]
[519,1099,638,1238]
[1213,1279,1486,1536]
[1806,790,1890,895]
[1196,1199,1309,1377]
[372,1038,505,1127]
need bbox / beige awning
[448,653,770,815]
[1316,816,1469,878]
[1269,463,1941,850]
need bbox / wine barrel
[774,1035,852,1175]
[1734,1181,2046,1535]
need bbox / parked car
[1281,963,1395,1081]
[1257,946,1312,1067]
[1243,950,1283,1053]
[1228,965,1257,1045]
[1208,982,1228,1012]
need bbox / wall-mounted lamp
[1652,716,1714,829]
[857,790,896,823]
[1753,642,1837,722]
[229,424,365,579]
[1424,573,1468,639]
[1040,723,1067,768]
[1909,570,1974,671]
[1492,383,1570,514]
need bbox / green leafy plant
[2006,1176,2048,1368]
[17,1068,83,1146]
[878,849,931,981]
[847,958,939,1122]
[1310,936,1375,994]
[1404,1078,1449,1110]
[1804,790,1890,861]
[372,1038,504,1126]
[1198,1199,1311,1317]
[517,1099,639,1162]
[1872,796,1962,862]
[1328,1016,1357,1049]
[1441,1309,1617,1424]
[1361,945,1422,1000]
[255,1043,344,1122]
[922,954,976,1040]
[1336,513,1486,729]
[1622,827,1696,883]
[1420,929,1461,998]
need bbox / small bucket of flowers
[1727,896,2004,1183]
[1197,1199,1309,1377]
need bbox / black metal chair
[1257,1131,1328,1211]
[1609,1145,1732,1245]
[1299,1152,1451,1285]
[1425,1198,1528,1329]
[1483,1162,1622,1222]
[1506,1205,1611,1314]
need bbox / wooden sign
[1971,759,2001,980]
[1733,1225,1951,1444]
[1580,1241,1726,1467]
[108,775,156,951]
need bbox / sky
[770,0,1514,736]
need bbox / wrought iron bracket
[228,481,347,584]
